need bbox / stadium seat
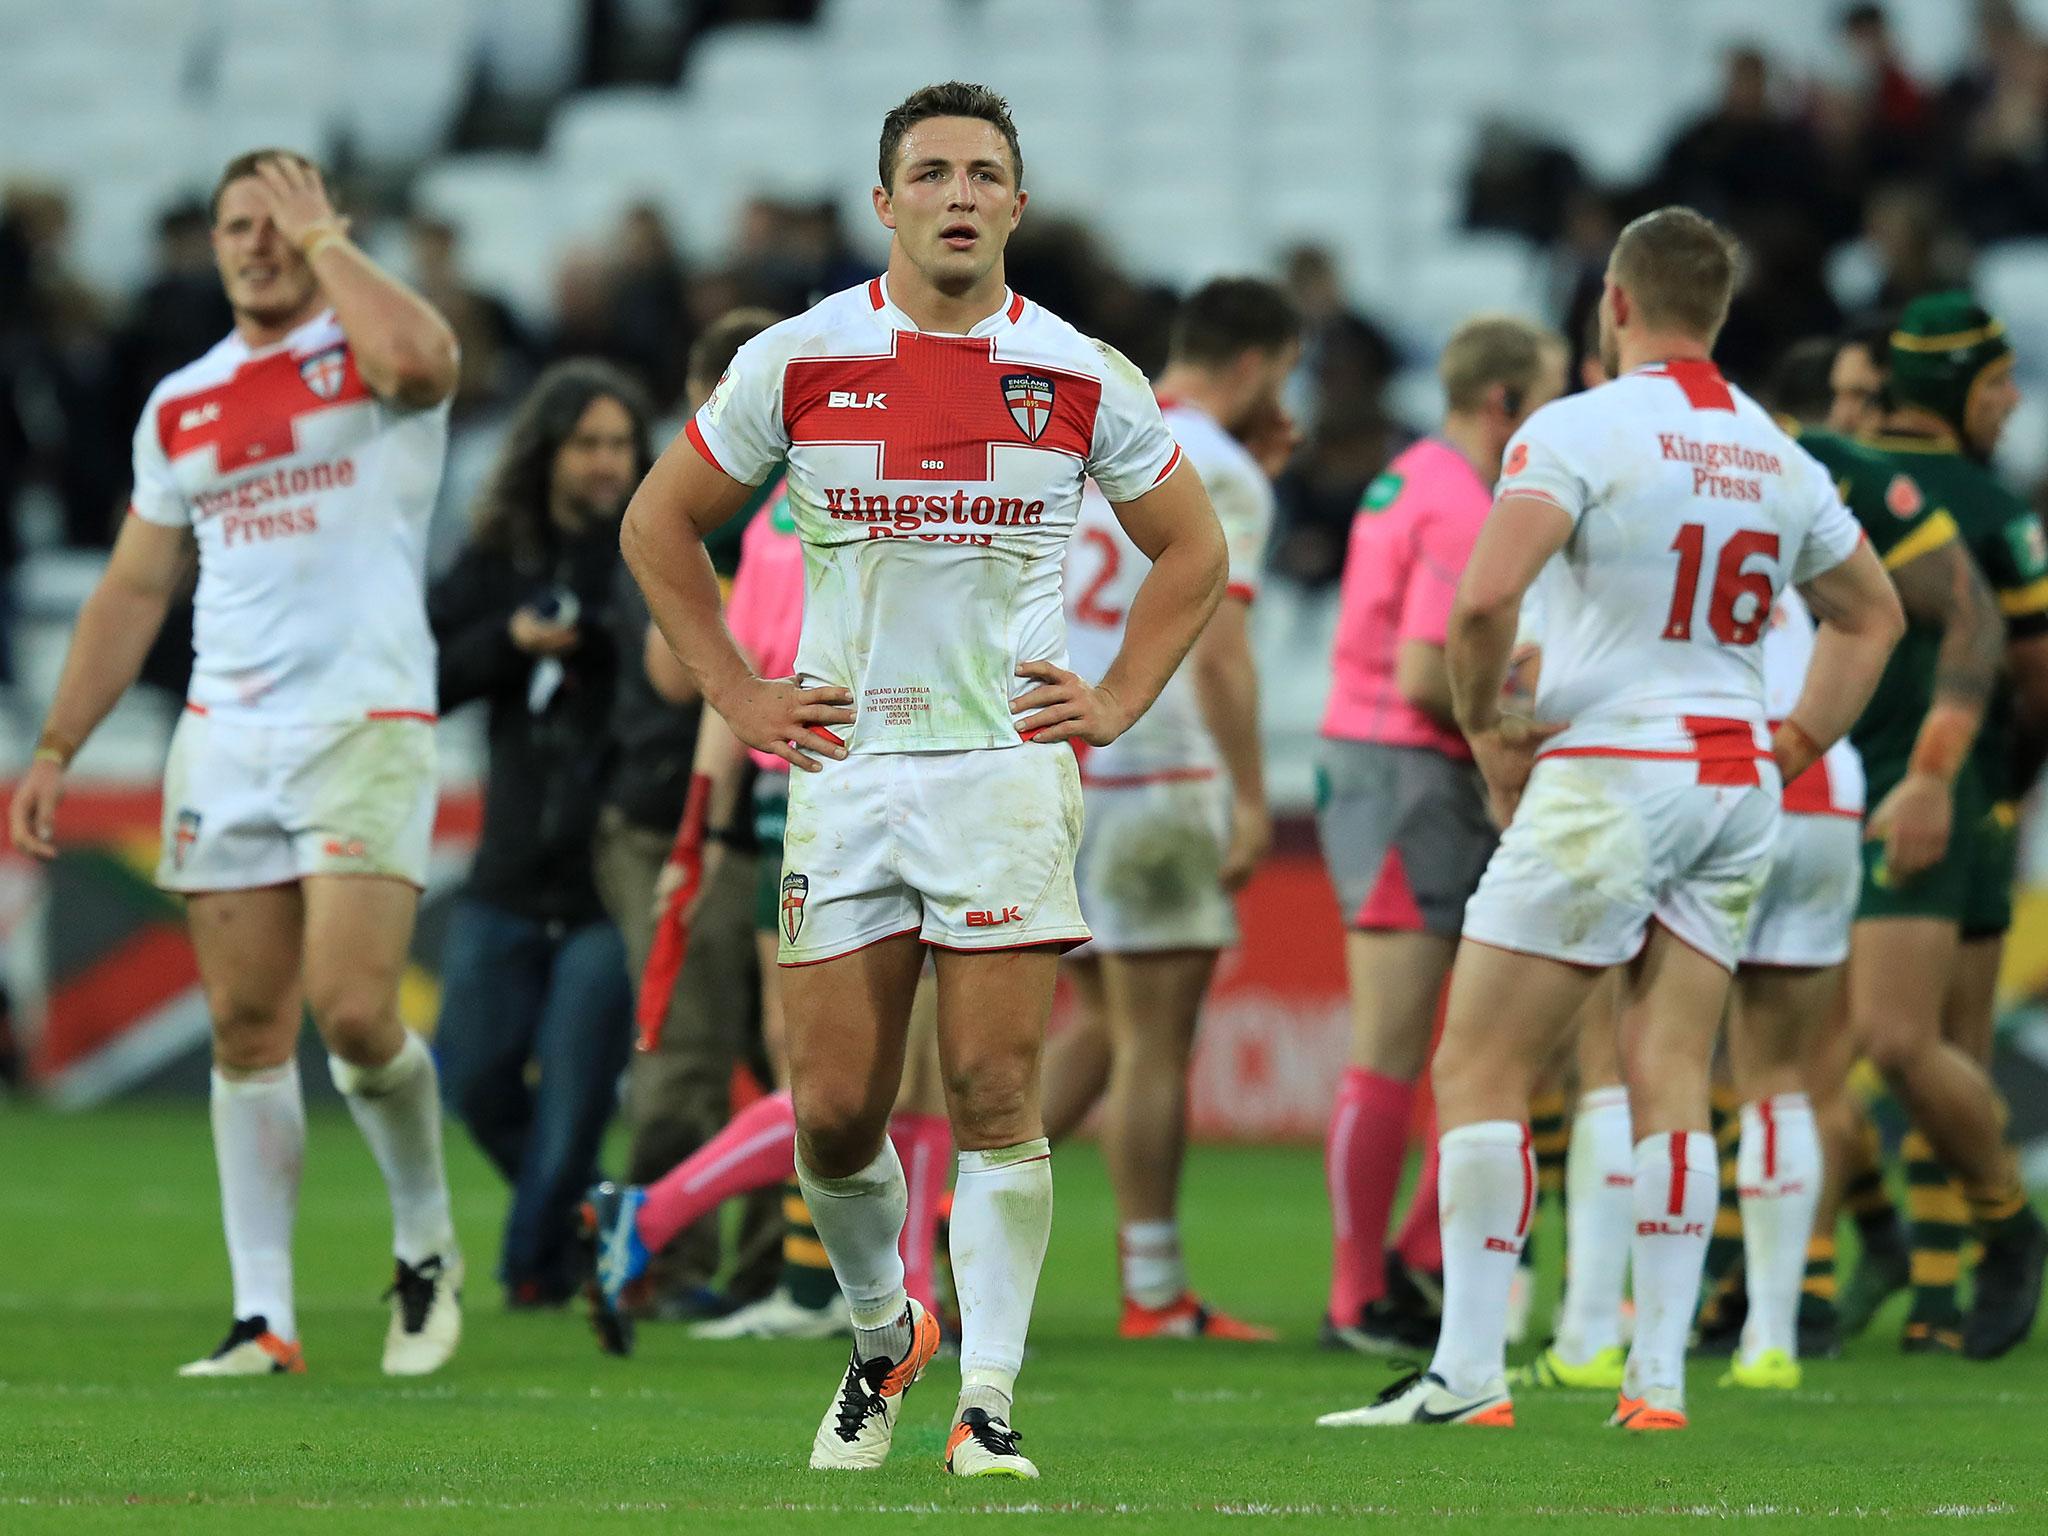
[1396,234,1544,352]
[477,0,584,98]
[339,53,472,168]
[1976,241,2048,380]
[412,154,562,326]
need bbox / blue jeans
[434,897,634,1298]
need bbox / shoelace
[385,1257,444,1334]
[1373,1362,1429,1405]
[832,1356,893,1442]
[962,1411,1024,1457]
[213,1315,271,1355]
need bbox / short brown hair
[1169,278,1301,368]
[687,306,781,391]
[1440,314,1560,413]
[878,82,1022,192]
[1609,206,1743,340]
[210,149,319,224]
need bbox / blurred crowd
[8,0,2048,698]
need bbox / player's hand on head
[253,155,346,250]
[7,758,64,861]
[1868,771,1951,880]
[722,676,853,773]
[1218,793,1272,892]
[1010,660,1129,747]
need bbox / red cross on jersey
[688,275,1183,754]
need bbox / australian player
[7,152,463,1376]
[1052,276,1300,1341]
[619,84,1227,1478]
[1317,208,1903,1432]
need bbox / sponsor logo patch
[298,345,348,401]
[781,873,809,944]
[1001,373,1056,442]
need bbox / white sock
[1625,1130,1717,1398]
[1555,1086,1634,1364]
[210,1061,305,1340]
[1119,1219,1185,1309]
[1426,1120,1532,1397]
[952,1139,1053,1411]
[797,1139,910,1356]
[1738,1094,1821,1362]
[328,1032,456,1266]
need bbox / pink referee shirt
[1322,437,1490,760]
[723,479,801,775]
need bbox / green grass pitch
[2,1104,2043,1533]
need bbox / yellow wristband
[299,224,348,262]
[35,729,77,769]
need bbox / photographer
[428,359,652,1305]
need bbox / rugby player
[619,83,1227,1478]
[1317,208,1902,1432]
[1052,276,1299,1341]
[1316,315,1565,1355]
[8,151,463,1376]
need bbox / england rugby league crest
[1002,373,1056,442]
[298,345,348,401]
[781,873,810,944]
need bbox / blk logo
[965,905,1022,927]
[828,390,886,410]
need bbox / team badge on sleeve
[781,873,810,944]
[1002,374,1056,442]
[298,346,348,401]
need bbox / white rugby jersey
[1063,400,1272,782]
[1497,359,1862,766]
[687,276,1182,753]
[129,310,448,723]
[1761,587,1865,817]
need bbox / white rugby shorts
[157,710,437,892]
[776,741,1088,966]
[1072,773,1237,956]
[1739,811,1860,970]
[1460,754,1781,973]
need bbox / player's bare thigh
[1728,964,1843,1102]
[298,875,419,1068]
[188,885,306,1073]
[781,932,924,1176]
[1344,930,1456,1081]
[931,945,1064,1151]
[1847,918,1959,1076]
[897,970,946,1117]
[1942,935,2001,1063]
[1620,926,1737,1137]
[1040,954,1112,1144]
[1432,939,1602,1131]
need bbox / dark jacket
[430,521,623,924]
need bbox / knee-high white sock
[952,1139,1053,1418]
[1625,1131,1717,1398]
[1738,1094,1821,1362]
[1555,1086,1634,1364]
[211,1061,305,1339]
[329,1032,456,1266]
[1427,1121,1533,1397]
[796,1138,910,1358]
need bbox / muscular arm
[644,621,700,705]
[1782,540,1906,768]
[1395,640,1457,727]
[1447,496,1572,734]
[621,438,849,769]
[40,517,196,753]
[1889,539,2000,762]
[309,240,459,408]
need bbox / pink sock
[1395,1106,1443,1274]
[889,1111,952,1312]
[637,1090,796,1252]
[1326,1067,1417,1320]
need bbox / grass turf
[1,1104,2043,1534]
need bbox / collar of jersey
[869,275,1021,338]
[227,307,340,363]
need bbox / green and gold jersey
[1797,429,1961,780]
[1863,433,2048,801]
